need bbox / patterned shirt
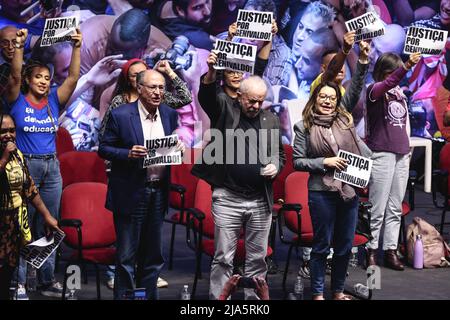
[99,75,192,137]
[263,35,294,87]
[409,14,443,29]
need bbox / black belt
[22,153,57,160]
[145,179,163,188]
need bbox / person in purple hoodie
[365,51,421,271]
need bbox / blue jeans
[17,156,62,286]
[308,191,358,296]
[113,186,165,300]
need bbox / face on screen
[294,40,322,82]
[179,0,212,27]
[440,0,450,25]
[292,12,327,58]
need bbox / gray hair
[136,70,146,85]
[304,1,336,26]
[240,75,268,95]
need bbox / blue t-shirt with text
[10,88,61,155]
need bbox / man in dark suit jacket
[192,52,285,299]
[99,69,181,300]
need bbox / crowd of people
[0,0,449,301]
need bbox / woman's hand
[323,156,348,171]
[71,28,82,48]
[1,141,17,161]
[405,52,421,69]
[43,215,63,238]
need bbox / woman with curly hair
[0,113,61,300]
[4,28,80,299]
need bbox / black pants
[0,265,13,300]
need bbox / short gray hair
[304,1,336,26]
[240,75,267,95]
[136,70,146,85]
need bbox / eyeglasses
[318,93,337,103]
[139,83,165,93]
[0,39,18,48]
[0,127,16,134]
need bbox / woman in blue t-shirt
[5,28,81,298]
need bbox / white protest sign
[20,230,65,269]
[41,16,79,47]
[143,134,182,168]
[214,39,257,74]
[345,12,385,42]
[403,26,448,55]
[334,150,373,188]
[235,10,273,41]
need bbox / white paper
[213,39,257,74]
[345,12,385,42]
[334,150,373,188]
[41,16,79,47]
[235,10,273,41]
[143,134,182,168]
[20,230,65,269]
[403,26,448,55]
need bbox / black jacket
[192,74,285,208]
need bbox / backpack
[407,217,450,268]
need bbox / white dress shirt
[138,100,166,181]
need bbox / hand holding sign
[227,22,238,41]
[128,145,148,159]
[43,214,63,238]
[16,29,28,48]
[405,52,421,69]
[324,156,348,171]
[71,28,82,48]
[343,31,356,54]
[271,20,278,37]
[207,51,218,69]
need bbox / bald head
[137,69,166,112]
[0,26,18,61]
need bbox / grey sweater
[292,61,371,191]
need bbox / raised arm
[341,40,370,112]
[57,29,81,108]
[5,29,27,104]
[155,60,192,108]
[322,31,355,83]
[369,52,421,102]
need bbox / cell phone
[238,276,256,289]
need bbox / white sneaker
[157,277,168,288]
[13,284,29,300]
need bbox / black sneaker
[40,282,69,298]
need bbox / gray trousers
[209,187,271,300]
[367,152,410,250]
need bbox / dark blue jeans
[113,186,165,300]
[308,191,358,296]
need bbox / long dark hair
[0,113,32,210]
[372,52,403,82]
[112,61,146,100]
[302,81,352,131]
[0,113,14,208]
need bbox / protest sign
[345,12,385,42]
[41,16,79,47]
[213,39,257,74]
[403,26,448,55]
[235,10,273,41]
[334,150,373,188]
[143,134,182,168]
[20,230,65,269]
